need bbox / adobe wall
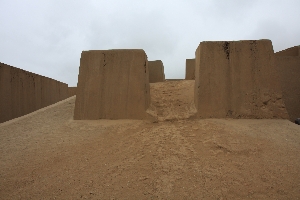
[185,59,195,80]
[74,49,151,120]
[275,46,299,56]
[275,54,300,121]
[0,62,68,123]
[194,39,288,119]
[166,79,184,81]
[68,87,77,97]
[148,60,165,83]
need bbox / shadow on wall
[0,62,69,123]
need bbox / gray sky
[1,0,299,86]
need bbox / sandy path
[1,81,300,199]
[148,80,196,121]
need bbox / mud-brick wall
[74,49,151,120]
[275,46,299,57]
[148,60,165,83]
[0,62,68,123]
[68,87,77,97]
[194,39,288,119]
[275,51,300,121]
[185,59,195,80]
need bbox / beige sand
[1,80,300,199]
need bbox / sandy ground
[0,80,300,199]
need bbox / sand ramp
[1,80,300,199]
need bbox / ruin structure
[194,39,288,119]
[74,49,151,120]
[275,45,299,56]
[275,45,300,121]
[0,62,68,123]
[185,59,195,80]
[68,87,77,97]
[148,60,165,83]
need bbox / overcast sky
[1,0,299,86]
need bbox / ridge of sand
[1,80,300,199]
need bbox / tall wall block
[0,62,68,123]
[148,60,165,83]
[74,49,151,120]
[185,59,195,80]
[275,47,300,121]
[194,40,288,119]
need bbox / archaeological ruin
[0,62,68,123]
[68,87,77,97]
[73,49,151,120]
[1,40,299,123]
[194,39,289,119]
[275,45,300,121]
[148,60,165,83]
[185,59,195,80]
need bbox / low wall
[0,62,68,123]
[194,40,288,119]
[165,79,184,81]
[185,59,195,80]
[68,87,77,97]
[148,60,165,83]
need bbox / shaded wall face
[0,62,68,123]
[185,59,195,80]
[194,40,288,119]
[276,56,300,121]
[74,49,151,120]
[148,60,165,83]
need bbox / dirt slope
[1,80,300,199]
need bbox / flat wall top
[84,49,146,54]
[199,39,273,46]
[149,60,163,65]
[0,62,67,85]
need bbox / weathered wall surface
[185,59,195,80]
[148,60,165,83]
[194,39,288,119]
[74,49,151,120]
[275,50,300,121]
[0,62,68,123]
[275,46,299,56]
[68,87,77,97]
